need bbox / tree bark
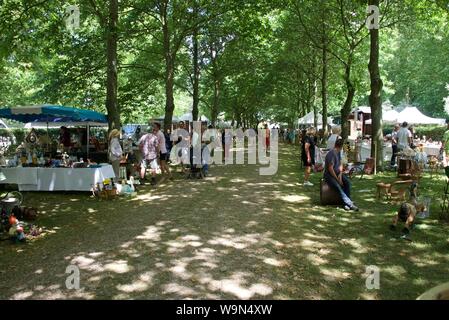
[191,4,200,122]
[313,79,318,128]
[321,34,328,136]
[368,0,383,171]
[341,61,355,140]
[210,44,220,126]
[162,3,175,131]
[105,0,120,131]
[212,78,220,126]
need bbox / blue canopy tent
[0,105,107,123]
[0,105,108,158]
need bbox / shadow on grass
[0,143,448,300]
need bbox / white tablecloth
[423,145,440,157]
[0,165,115,191]
[358,142,392,162]
[1,167,38,185]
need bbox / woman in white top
[108,129,123,179]
[327,126,342,150]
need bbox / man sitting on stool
[324,138,359,211]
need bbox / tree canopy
[0,0,448,129]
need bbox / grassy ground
[0,143,448,300]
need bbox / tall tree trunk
[164,59,175,130]
[210,44,220,126]
[191,5,200,121]
[313,79,318,128]
[341,60,355,140]
[368,0,383,171]
[162,5,175,130]
[321,37,328,136]
[212,79,220,126]
[105,0,120,131]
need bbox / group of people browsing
[108,123,173,186]
[108,121,230,186]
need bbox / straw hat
[109,129,120,141]
[331,126,341,135]
[306,127,316,135]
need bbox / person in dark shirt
[164,128,173,154]
[59,126,71,149]
[302,127,316,186]
[77,128,88,146]
[324,138,359,211]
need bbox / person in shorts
[139,125,160,186]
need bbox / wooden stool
[376,183,391,200]
[429,157,440,178]
[376,180,414,203]
[320,179,344,206]
[364,157,375,175]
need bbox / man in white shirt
[397,122,412,151]
[154,122,172,180]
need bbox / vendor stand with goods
[0,105,117,192]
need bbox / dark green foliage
[0,0,447,125]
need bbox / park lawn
[0,143,448,300]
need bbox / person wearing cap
[108,129,123,178]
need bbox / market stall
[0,105,108,155]
[0,105,115,192]
[23,121,109,163]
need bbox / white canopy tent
[397,107,445,125]
[365,109,400,125]
[383,109,400,124]
[352,106,372,114]
[179,113,209,122]
[151,115,180,123]
[297,111,334,128]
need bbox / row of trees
[0,0,448,165]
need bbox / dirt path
[0,144,448,299]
